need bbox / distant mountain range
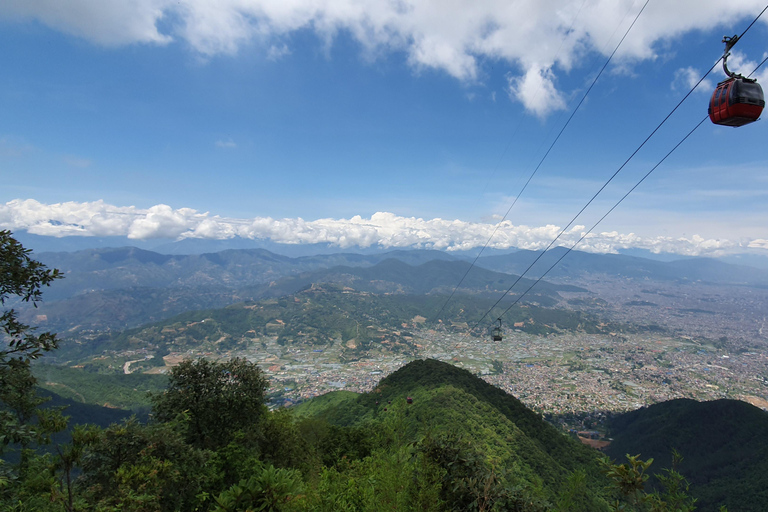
[476,246,768,286]
[14,230,768,269]
[34,246,458,301]
[16,231,453,257]
[34,245,768,304]
[26,248,578,333]
[20,244,768,335]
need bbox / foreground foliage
[3,358,708,512]
[151,358,269,450]
[1,230,63,496]
[606,398,768,511]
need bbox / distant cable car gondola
[491,318,503,342]
[709,35,764,127]
[406,396,413,404]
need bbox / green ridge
[606,398,768,512]
[296,358,612,509]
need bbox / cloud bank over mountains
[2,0,766,117]
[0,199,750,257]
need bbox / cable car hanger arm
[722,34,757,82]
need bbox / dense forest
[4,358,701,511]
[606,398,768,511]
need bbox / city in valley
[117,325,768,433]
[25,241,768,440]
[79,271,768,433]
[247,329,768,423]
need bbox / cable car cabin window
[729,80,765,107]
[714,84,727,107]
[719,85,729,105]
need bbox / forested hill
[33,247,458,301]
[24,254,578,334]
[295,358,613,510]
[50,286,624,368]
[605,398,768,512]
[239,258,583,299]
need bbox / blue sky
[1,0,768,256]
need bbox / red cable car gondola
[709,35,764,127]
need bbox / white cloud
[0,199,761,257]
[2,0,766,116]
[127,204,209,239]
[748,239,768,250]
[672,66,712,93]
[507,66,567,118]
[0,199,136,237]
[267,43,291,61]
[725,50,768,82]
[0,0,172,46]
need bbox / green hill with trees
[5,354,708,512]
[33,364,167,413]
[605,398,768,511]
[297,358,614,509]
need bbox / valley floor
[160,328,768,432]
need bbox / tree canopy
[151,357,269,450]
[1,229,62,366]
[1,230,62,460]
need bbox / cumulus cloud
[0,199,760,257]
[2,0,766,116]
[0,199,136,237]
[0,0,172,46]
[748,239,768,250]
[267,43,291,61]
[672,66,713,93]
[508,66,567,118]
[127,204,210,239]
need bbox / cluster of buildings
[224,327,768,430]
[88,293,768,433]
